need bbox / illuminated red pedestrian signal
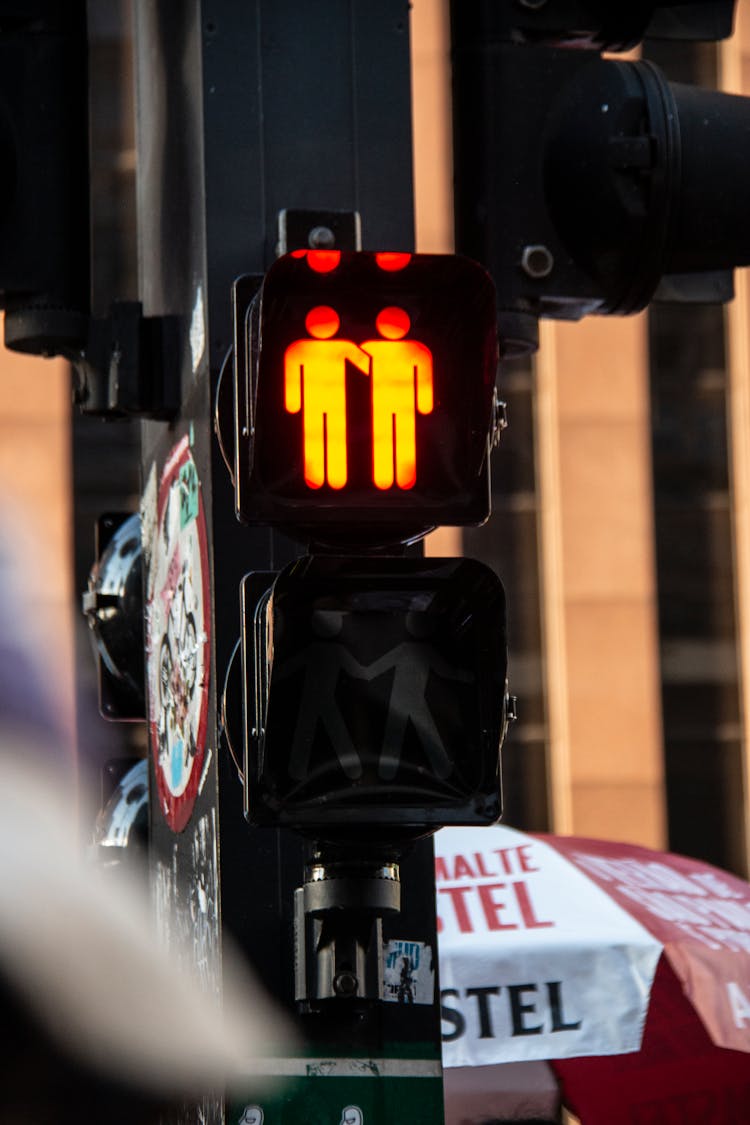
[283,303,434,493]
[233,251,498,545]
[283,305,371,491]
[363,307,434,491]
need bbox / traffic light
[231,250,499,546]
[222,247,513,839]
[241,555,509,834]
[0,1,90,355]
[223,248,511,1012]
[0,5,180,417]
[474,2,735,50]
[451,0,746,354]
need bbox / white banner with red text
[436,825,662,1065]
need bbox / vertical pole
[134,3,444,1120]
[721,13,750,877]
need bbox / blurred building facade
[2,0,749,875]
[415,0,750,877]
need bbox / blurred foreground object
[442,1060,560,1124]
[0,513,293,1122]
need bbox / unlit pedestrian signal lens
[232,251,498,544]
[241,555,509,832]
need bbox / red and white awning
[436,824,750,1067]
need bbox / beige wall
[722,10,750,874]
[411,0,462,559]
[411,0,453,258]
[536,318,666,844]
[536,45,665,845]
[411,0,667,844]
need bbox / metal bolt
[521,244,554,279]
[308,225,336,249]
[333,971,359,998]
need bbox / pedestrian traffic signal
[240,555,509,833]
[451,0,747,355]
[232,251,498,545]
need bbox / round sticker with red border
[147,436,210,832]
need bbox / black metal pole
[134,3,444,1121]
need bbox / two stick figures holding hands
[279,608,473,784]
[284,305,434,492]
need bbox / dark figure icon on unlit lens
[365,611,473,780]
[281,610,366,782]
[278,609,472,784]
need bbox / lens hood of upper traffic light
[469,0,735,52]
[451,3,750,354]
[545,58,750,303]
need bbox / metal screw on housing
[521,244,554,279]
[333,971,359,998]
[308,225,336,249]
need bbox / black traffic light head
[241,555,510,838]
[451,0,745,354]
[486,1,735,51]
[231,250,499,548]
[0,2,90,355]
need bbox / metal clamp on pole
[295,855,401,1007]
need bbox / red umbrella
[555,958,750,1124]
[543,834,750,1124]
[436,826,750,1123]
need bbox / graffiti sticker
[146,436,211,832]
[383,940,435,1005]
[340,1108,363,1125]
[237,1107,264,1125]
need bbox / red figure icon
[361,307,434,490]
[284,305,370,489]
